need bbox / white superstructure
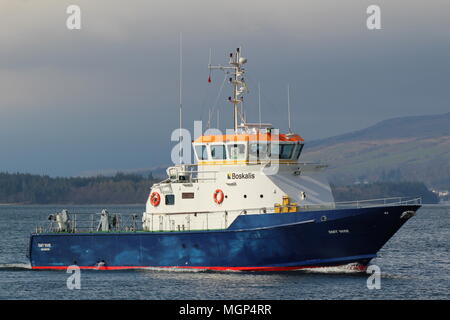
[142,48,335,232]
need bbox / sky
[0,0,449,176]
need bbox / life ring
[213,189,224,204]
[150,192,161,207]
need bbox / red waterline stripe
[31,264,367,272]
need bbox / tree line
[0,172,156,204]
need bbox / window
[182,192,194,199]
[280,144,295,159]
[165,194,175,205]
[194,145,208,160]
[270,143,295,159]
[210,144,227,160]
[249,143,270,160]
[292,144,304,160]
[227,144,246,160]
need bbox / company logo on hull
[227,173,256,180]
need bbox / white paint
[142,147,334,232]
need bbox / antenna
[287,84,292,133]
[217,109,220,129]
[258,83,261,128]
[179,33,183,164]
[208,48,212,83]
[207,108,211,129]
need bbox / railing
[35,211,143,234]
[173,197,422,216]
[162,164,218,184]
[299,197,422,211]
[33,197,421,234]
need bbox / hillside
[302,112,450,189]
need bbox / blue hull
[29,205,420,271]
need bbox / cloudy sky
[1,0,449,176]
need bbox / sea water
[0,205,448,300]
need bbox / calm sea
[0,205,448,300]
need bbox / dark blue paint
[29,205,420,269]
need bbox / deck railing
[299,197,422,211]
[33,197,421,234]
[35,211,143,234]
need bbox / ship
[28,48,421,271]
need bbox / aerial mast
[208,47,248,131]
[178,33,183,164]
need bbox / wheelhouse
[192,132,304,164]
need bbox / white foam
[139,266,209,273]
[0,263,32,270]
[299,263,366,274]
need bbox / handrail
[37,212,141,234]
[312,197,422,209]
[160,197,422,216]
[34,197,421,234]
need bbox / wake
[0,263,32,271]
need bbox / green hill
[302,112,450,190]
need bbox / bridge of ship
[165,129,306,184]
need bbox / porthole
[321,216,327,222]
[260,194,264,198]
[244,195,247,198]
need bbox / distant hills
[301,112,450,190]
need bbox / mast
[208,47,248,132]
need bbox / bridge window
[249,143,270,160]
[227,143,246,160]
[292,144,304,160]
[271,143,295,159]
[194,144,209,161]
[211,144,227,160]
